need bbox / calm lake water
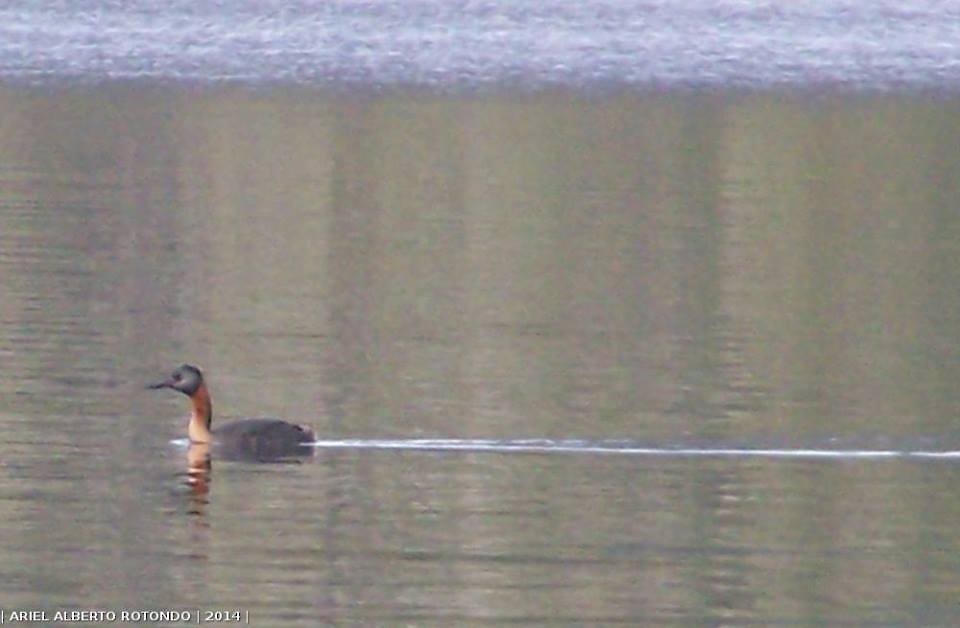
[2,4,960,623]
[1,85,960,624]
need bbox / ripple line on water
[300,439,960,460]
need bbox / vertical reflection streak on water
[666,99,735,437]
[326,96,381,434]
[663,101,767,612]
[321,98,383,617]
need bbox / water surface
[2,1,960,90]
[1,87,960,624]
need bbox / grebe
[149,364,315,460]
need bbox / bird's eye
[173,372,182,381]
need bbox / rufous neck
[187,382,213,444]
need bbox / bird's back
[212,418,315,461]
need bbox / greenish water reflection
[0,86,958,625]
